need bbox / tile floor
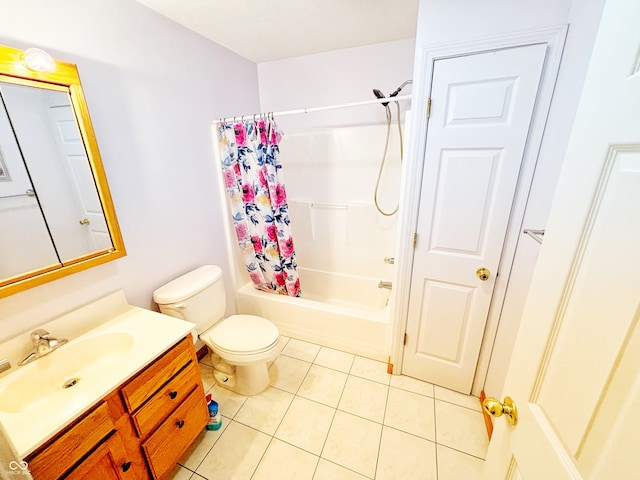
[170,338,488,480]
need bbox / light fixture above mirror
[0,44,126,297]
[21,47,56,73]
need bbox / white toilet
[153,265,280,396]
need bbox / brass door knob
[476,267,490,281]
[79,218,90,225]
[483,396,518,425]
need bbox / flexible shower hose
[374,101,403,216]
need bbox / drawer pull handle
[176,420,185,429]
[121,461,132,472]
[169,390,178,399]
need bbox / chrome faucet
[18,329,68,366]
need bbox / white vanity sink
[0,332,134,414]
[0,292,195,457]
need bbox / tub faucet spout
[378,281,392,290]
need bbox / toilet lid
[206,314,279,353]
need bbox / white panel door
[403,44,547,392]
[483,0,640,477]
[47,104,111,252]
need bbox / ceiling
[135,0,419,63]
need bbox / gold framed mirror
[0,44,125,297]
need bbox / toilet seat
[200,314,280,363]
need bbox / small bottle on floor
[206,394,222,431]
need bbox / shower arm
[389,80,413,97]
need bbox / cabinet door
[26,401,115,479]
[65,432,137,480]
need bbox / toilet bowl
[201,314,280,395]
[152,265,281,396]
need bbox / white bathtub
[235,268,391,360]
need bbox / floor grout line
[372,376,393,479]
[187,342,487,480]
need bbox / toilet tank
[153,265,226,334]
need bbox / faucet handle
[30,329,50,342]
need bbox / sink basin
[0,332,133,413]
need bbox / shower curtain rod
[212,94,412,125]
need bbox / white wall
[0,0,260,342]
[412,0,606,394]
[258,38,415,132]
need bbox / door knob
[483,396,518,425]
[476,267,490,281]
[79,218,90,225]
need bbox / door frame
[390,26,568,394]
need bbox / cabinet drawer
[120,337,193,412]
[131,360,201,438]
[142,385,208,479]
[27,401,115,480]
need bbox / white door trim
[390,25,568,394]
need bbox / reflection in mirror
[0,82,113,267]
[0,97,59,278]
[0,44,125,297]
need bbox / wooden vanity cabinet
[25,336,208,480]
[121,336,209,479]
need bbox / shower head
[373,88,390,107]
[389,80,413,98]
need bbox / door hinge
[427,97,432,118]
[403,333,408,346]
[413,233,418,248]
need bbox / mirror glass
[0,45,125,297]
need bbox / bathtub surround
[237,268,390,360]
[217,119,301,297]
[283,126,401,279]
[225,124,400,359]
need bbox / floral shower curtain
[217,118,301,297]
